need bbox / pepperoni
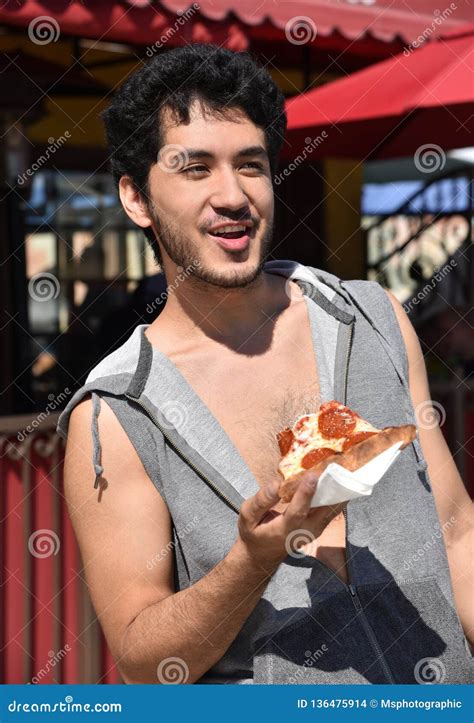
[319,400,340,413]
[301,447,335,469]
[277,428,294,456]
[342,431,377,451]
[294,415,311,433]
[318,405,357,439]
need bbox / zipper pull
[349,584,361,610]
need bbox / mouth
[207,223,253,252]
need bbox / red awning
[284,23,474,159]
[0,0,471,48]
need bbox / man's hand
[238,470,346,567]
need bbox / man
[58,44,473,685]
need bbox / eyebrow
[184,145,268,161]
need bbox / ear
[118,176,152,230]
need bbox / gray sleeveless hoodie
[56,260,473,684]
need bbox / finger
[282,470,319,527]
[240,480,281,528]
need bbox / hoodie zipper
[124,392,241,514]
[343,319,355,406]
[342,509,396,684]
[300,507,394,683]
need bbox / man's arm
[64,397,282,684]
[386,290,474,646]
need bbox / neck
[148,269,293,351]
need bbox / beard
[149,203,274,289]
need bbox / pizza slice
[277,400,417,503]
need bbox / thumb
[242,479,281,528]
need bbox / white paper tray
[310,441,404,507]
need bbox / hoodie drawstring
[91,392,104,489]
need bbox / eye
[182,165,209,175]
[241,161,264,171]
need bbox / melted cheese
[279,414,380,480]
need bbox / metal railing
[0,414,121,684]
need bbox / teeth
[210,225,247,235]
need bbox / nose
[209,167,249,212]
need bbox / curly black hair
[101,43,287,264]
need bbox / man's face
[145,101,274,288]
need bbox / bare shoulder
[65,394,163,510]
[384,288,418,345]
[64,395,174,664]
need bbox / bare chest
[178,328,320,488]
[207,353,348,582]
[160,303,348,582]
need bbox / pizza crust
[277,424,416,503]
